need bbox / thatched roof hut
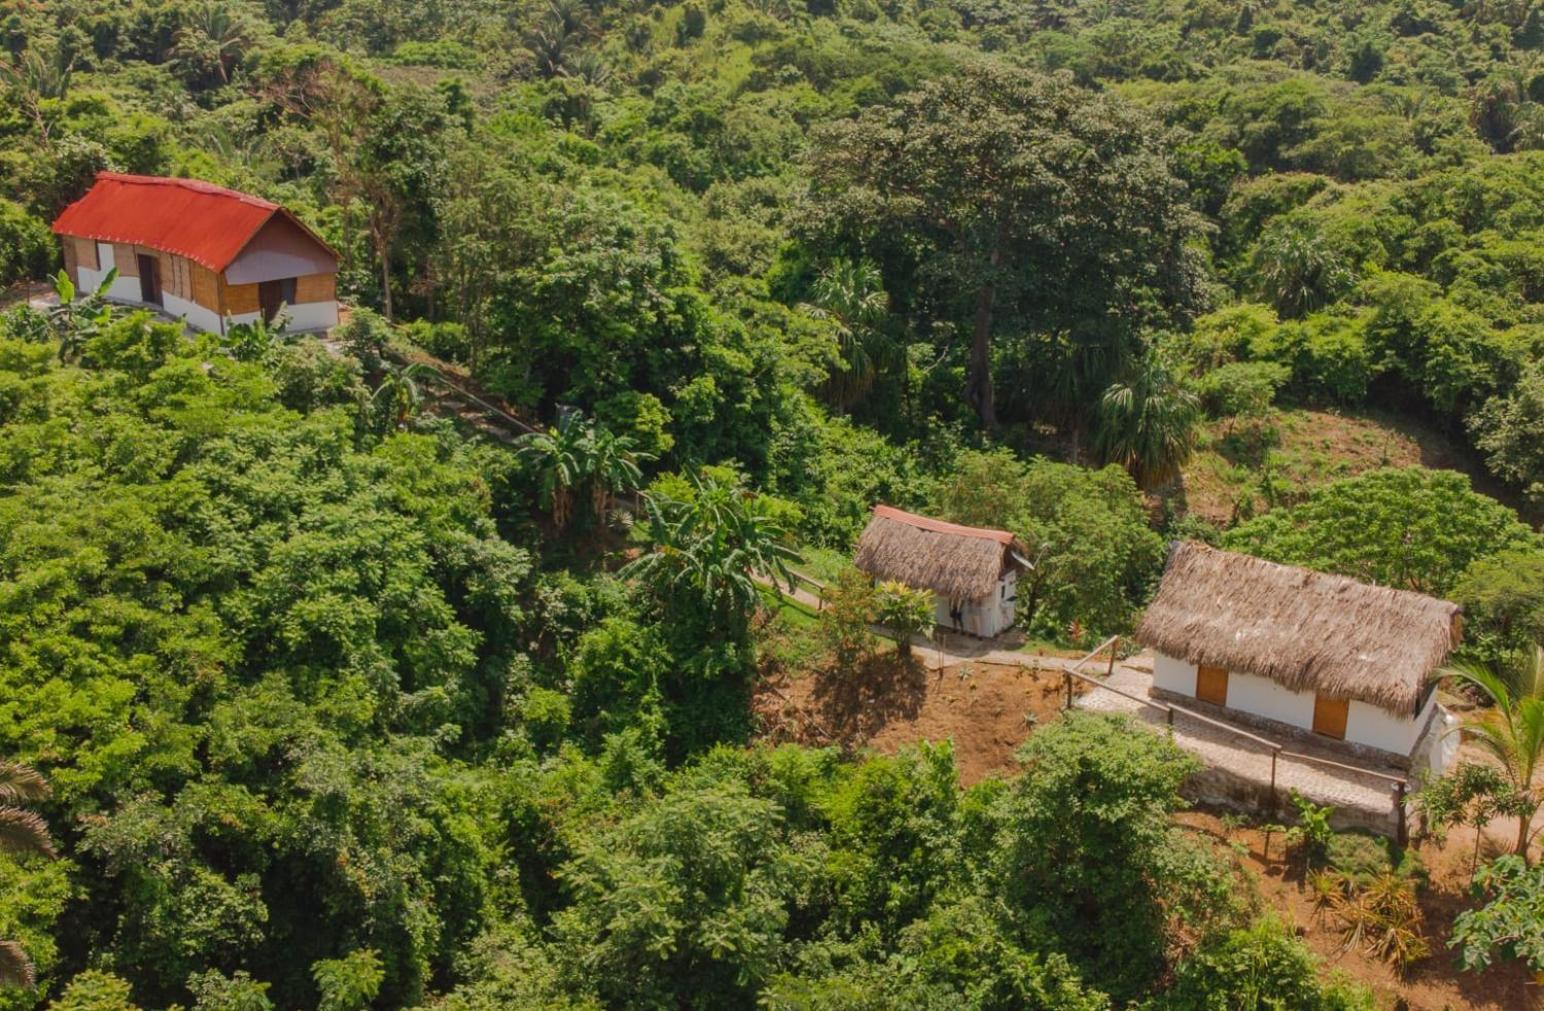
[1135,542,1462,714]
[854,506,1028,601]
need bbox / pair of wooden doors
[1194,664,1349,739]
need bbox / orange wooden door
[1312,694,1349,739]
[1196,665,1229,706]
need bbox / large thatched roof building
[853,506,1029,638]
[1135,542,1461,770]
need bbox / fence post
[1269,749,1279,815]
[1106,637,1117,677]
[1395,782,1408,848]
[1166,706,1174,728]
[1064,670,1072,711]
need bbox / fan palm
[1095,353,1201,490]
[0,760,54,990]
[1440,646,1544,861]
[171,2,257,85]
[801,258,894,410]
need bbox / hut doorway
[1312,695,1349,739]
[1196,664,1229,706]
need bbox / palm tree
[171,3,258,85]
[0,760,55,989]
[585,423,646,520]
[800,258,893,410]
[1247,217,1355,319]
[370,362,435,431]
[1440,646,1544,861]
[516,413,647,530]
[622,473,798,628]
[1095,353,1201,490]
[516,412,591,529]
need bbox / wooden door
[1312,694,1349,739]
[1196,664,1228,706]
[258,278,297,323]
[137,254,161,306]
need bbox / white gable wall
[929,571,1017,639]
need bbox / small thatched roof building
[1136,542,1462,714]
[854,506,1028,602]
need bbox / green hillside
[1,1,1543,1008]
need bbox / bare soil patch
[754,657,1084,785]
[1178,811,1540,1011]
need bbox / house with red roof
[52,172,340,334]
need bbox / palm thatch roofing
[853,506,1027,601]
[1135,542,1462,715]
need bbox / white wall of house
[282,300,338,332]
[932,571,1016,638]
[1153,652,1434,759]
[223,301,336,334]
[1153,652,1196,695]
[1229,671,1317,728]
[162,292,221,334]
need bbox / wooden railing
[1058,639,1411,843]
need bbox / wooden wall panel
[115,244,138,277]
[191,264,221,312]
[76,238,98,271]
[294,272,336,304]
[62,239,78,287]
[221,278,259,315]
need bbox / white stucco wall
[1153,651,1426,757]
[1346,700,1419,754]
[162,292,221,334]
[1228,670,1317,729]
[1153,652,1195,695]
[282,300,338,332]
[931,572,1015,638]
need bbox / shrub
[1141,917,1374,1010]
[873,580,933,660]
[1196,360,1289,419]
[0,199,54,286]
[820,567,877,676]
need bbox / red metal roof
[51,173,336,273]
[871,505,1016,545]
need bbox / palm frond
[0,940,35,989]
[0,762,48,805]
[0,807,55,858]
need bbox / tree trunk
[377,231,394,321]
[1517,808,1534,862]
[967,225,1004,429]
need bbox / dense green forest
[2,0,1544,1008]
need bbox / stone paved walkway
[1078,661,1406,832]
